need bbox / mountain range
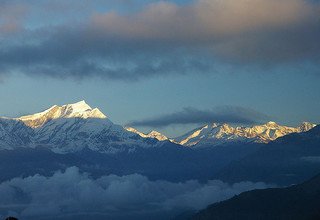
[0,101,320,220]
[0,100,319,185]
[173,121,315,147]
[215,125,320,185]
[1,100,315,154]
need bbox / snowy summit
[174,121,316,147]
[18,100,107,128]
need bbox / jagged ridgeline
[0,101,164,154]
[0,100,315,153]
[0,101,319,185]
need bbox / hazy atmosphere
[0,1,320,220]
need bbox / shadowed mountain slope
[215,125,320,185]
[191,173,320,220]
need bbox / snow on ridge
[174,121,317,147]
[0,101,317,153]
[17,100,107,128]
[0,101,167,154]
[125,127,168,141]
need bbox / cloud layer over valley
[0,167,271,220]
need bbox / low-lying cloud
[129,106,270,127]
[0,167,271,220]
[301,156,320,163]
[0,0,319,81]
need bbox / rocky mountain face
[174,121,316,147]
[0,118,34,149]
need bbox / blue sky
[0,0,319,137]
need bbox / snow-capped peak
[265,121,279,127]
[175,121,316,147]
[0,101,166,154]
[147,130,169,141]
[65,100,91,113]
[57,100,107,119]
[125,127,168,141]
[18,100,107,128]
[298,122,315,132]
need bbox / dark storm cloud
[0,167,271,219]
[0,35,215,81]
[0,0,319,81]
[129,106,270,127]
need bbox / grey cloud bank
[0,167,271,220]
[0,0,319,81]
[129,106,270,127]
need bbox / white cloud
[301,156,320,163]
[0,167,272,220]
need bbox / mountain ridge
[214,125,320,185]
[174,121,316,147]
[0,101,164,154]
[125,127,169,141]
[190,171,320,220]
[18,100,107,128]
[0,100,317,154]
